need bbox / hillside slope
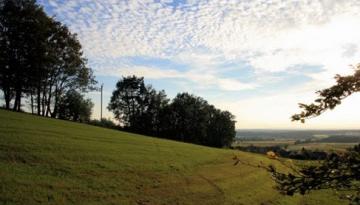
[0,110,347,205]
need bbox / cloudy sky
[39,0,360,129]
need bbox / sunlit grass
[0,110,347,205]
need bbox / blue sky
[38,0,360,129]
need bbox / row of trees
[0,0,95,121]
[235,145,328,160]
[108,76,236,147]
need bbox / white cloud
[40,0,360,73]
[39,0,360,128]
[100,64,256,91]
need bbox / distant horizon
[236,128,360,131]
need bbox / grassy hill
[0,110,347,205]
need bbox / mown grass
[0,110,348,205]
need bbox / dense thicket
[0,0,95,120]
[57,89,93,122]
[108,76,236,147]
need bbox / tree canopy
[108,76,236,148]
[57,89,93,123]
[0,0,96,119]
[292,64,360,123]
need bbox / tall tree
[166,93,209,144]
[0,0,96,114]
[46,21,96,118]
[206,108,236,147]
[108,76,148,129]
[134,86,169,136]
[0,0,46,110]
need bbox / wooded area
[108,76,236,148]
[0,0,96,121]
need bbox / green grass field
[0,110,348,205]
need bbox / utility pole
[100,83,103,120]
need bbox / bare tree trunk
[45,86,53,117]
[37,85,41,115]
[30,91,34,114]
[13,88,21,112]
[41,88,46,116]
[51,86,59,118]
[5,96,10,109]
[3,88,11,109]
[17,93,21,111]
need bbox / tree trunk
[13,89,21,112]
[5,97,10,109]
[37,85,41,115]
[51,86,59,118]
[3,88,11,109]
[17,94,21,111]
[30,91,34,114]
[41,90,46,116]
[45,86,53,117]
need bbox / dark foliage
[283,64,360,204]
[88,118,119,130]
[57,90,93,122]
[270,144,360,204]
[292,64,360,123]
[234,145,328,160]
[108,76,236,148]
[0,0,96,116]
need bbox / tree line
[108,76,236,148]
[0,0,95,121]
[234,145,328,160]
[0,0,235,147]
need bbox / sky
[38,0,360,129]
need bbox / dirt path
[198,174,225,198]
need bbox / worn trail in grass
[0,110,347,205]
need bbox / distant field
[234,139,356,153]
[288,142,358,152]
[0,110,349,205]
[233,140,296,147]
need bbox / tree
[0,0,47,110]
[206,108,236,147]
[45,21,96,118]
[136,87,169,136]
[108,76,236,147]
[271,65,360,204]
[292,64,360,123]
[166,93,209,143]
[270,145,360,204]
[108,76,148,129]
[57,89,93,122]
[0,0,96,114]
[108,76,170,136]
